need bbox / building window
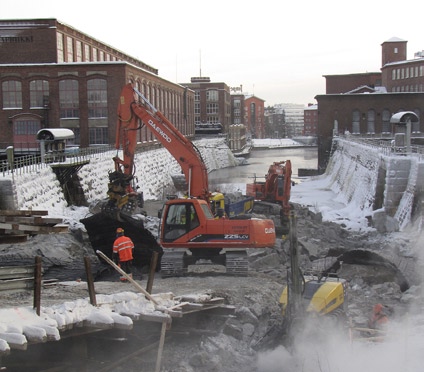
[89,127,108,144]
[352,110,360,134]
[57,32,64,63]
[92,47,97,61]
[382,109,391,133]
[207,116,220,124]
[206,90,218,101]
[206,103,218,115]
[392,70,396,80]
[194,91,200,101]
[14,119,39,136]
[66,36,74,62]
[59,80,79,118]
[412,110,421,133]
[84,44,90,61]
[87,79,108,118]
[13,118,40,149]
[367,110,375,134]
[194,102,200,115]
[30,80,49,108]
[70,127,80,145]
[394,47,398,54]
[2,80,22,109]
[76,41,83,62]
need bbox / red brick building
[0,19,193,152]
[324,72,382,94]
[244,95,265,139]
[316,37,424,171]
[180,77,231,132]
[303,104,318,136]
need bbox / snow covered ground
[1,137,424,370]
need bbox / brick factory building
[0,18,193,153]
[316,37,424,171]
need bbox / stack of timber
[0,210,68,243]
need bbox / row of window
[57,32,121,64]
[2,78,108,119]
[391,65,424,80]
[194,90,219,102]
[13,120,108,146]
[350,109,421,134]
[391,85,424,93]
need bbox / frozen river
[208,146,318,191]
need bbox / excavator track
[160,250,187,278]
[225,250,249,276]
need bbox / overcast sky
[2,0,424,106]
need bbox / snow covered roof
[390,111,419,124]
[384,36,407,43]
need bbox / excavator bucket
[81,213,163,274]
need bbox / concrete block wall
[331,138,423,229]
[384,157,412,216]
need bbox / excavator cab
[162,202,201,242]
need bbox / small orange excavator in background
[82,83,276,277]
[246,160,292,235]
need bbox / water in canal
[208,147,318,192]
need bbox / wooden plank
[0,216,63,225]
[0,234,28,243]
[39,217,64,225]
[0,210,48,216]
[138,313,173,324]
[0,222,69,234]
[0,277,34,291]
[0,265,34,280]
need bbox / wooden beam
[0,216,63,225]
[0,265,35,280]
[0,277,34,291]
[0,210,48,216]
[0,222,68,234]
[0,234,28,243]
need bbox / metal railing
[0,145,115,177]
[334,135,424,160]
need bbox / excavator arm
[116,83,210,202]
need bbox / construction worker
[112,227,134,282]
[368,303,389,330]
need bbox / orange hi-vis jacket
[113,236,134,262]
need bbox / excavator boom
[116,83,210,201]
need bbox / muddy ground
[0,201,423,371]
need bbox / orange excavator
[246,160,292,235]
[82,83,276,276]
